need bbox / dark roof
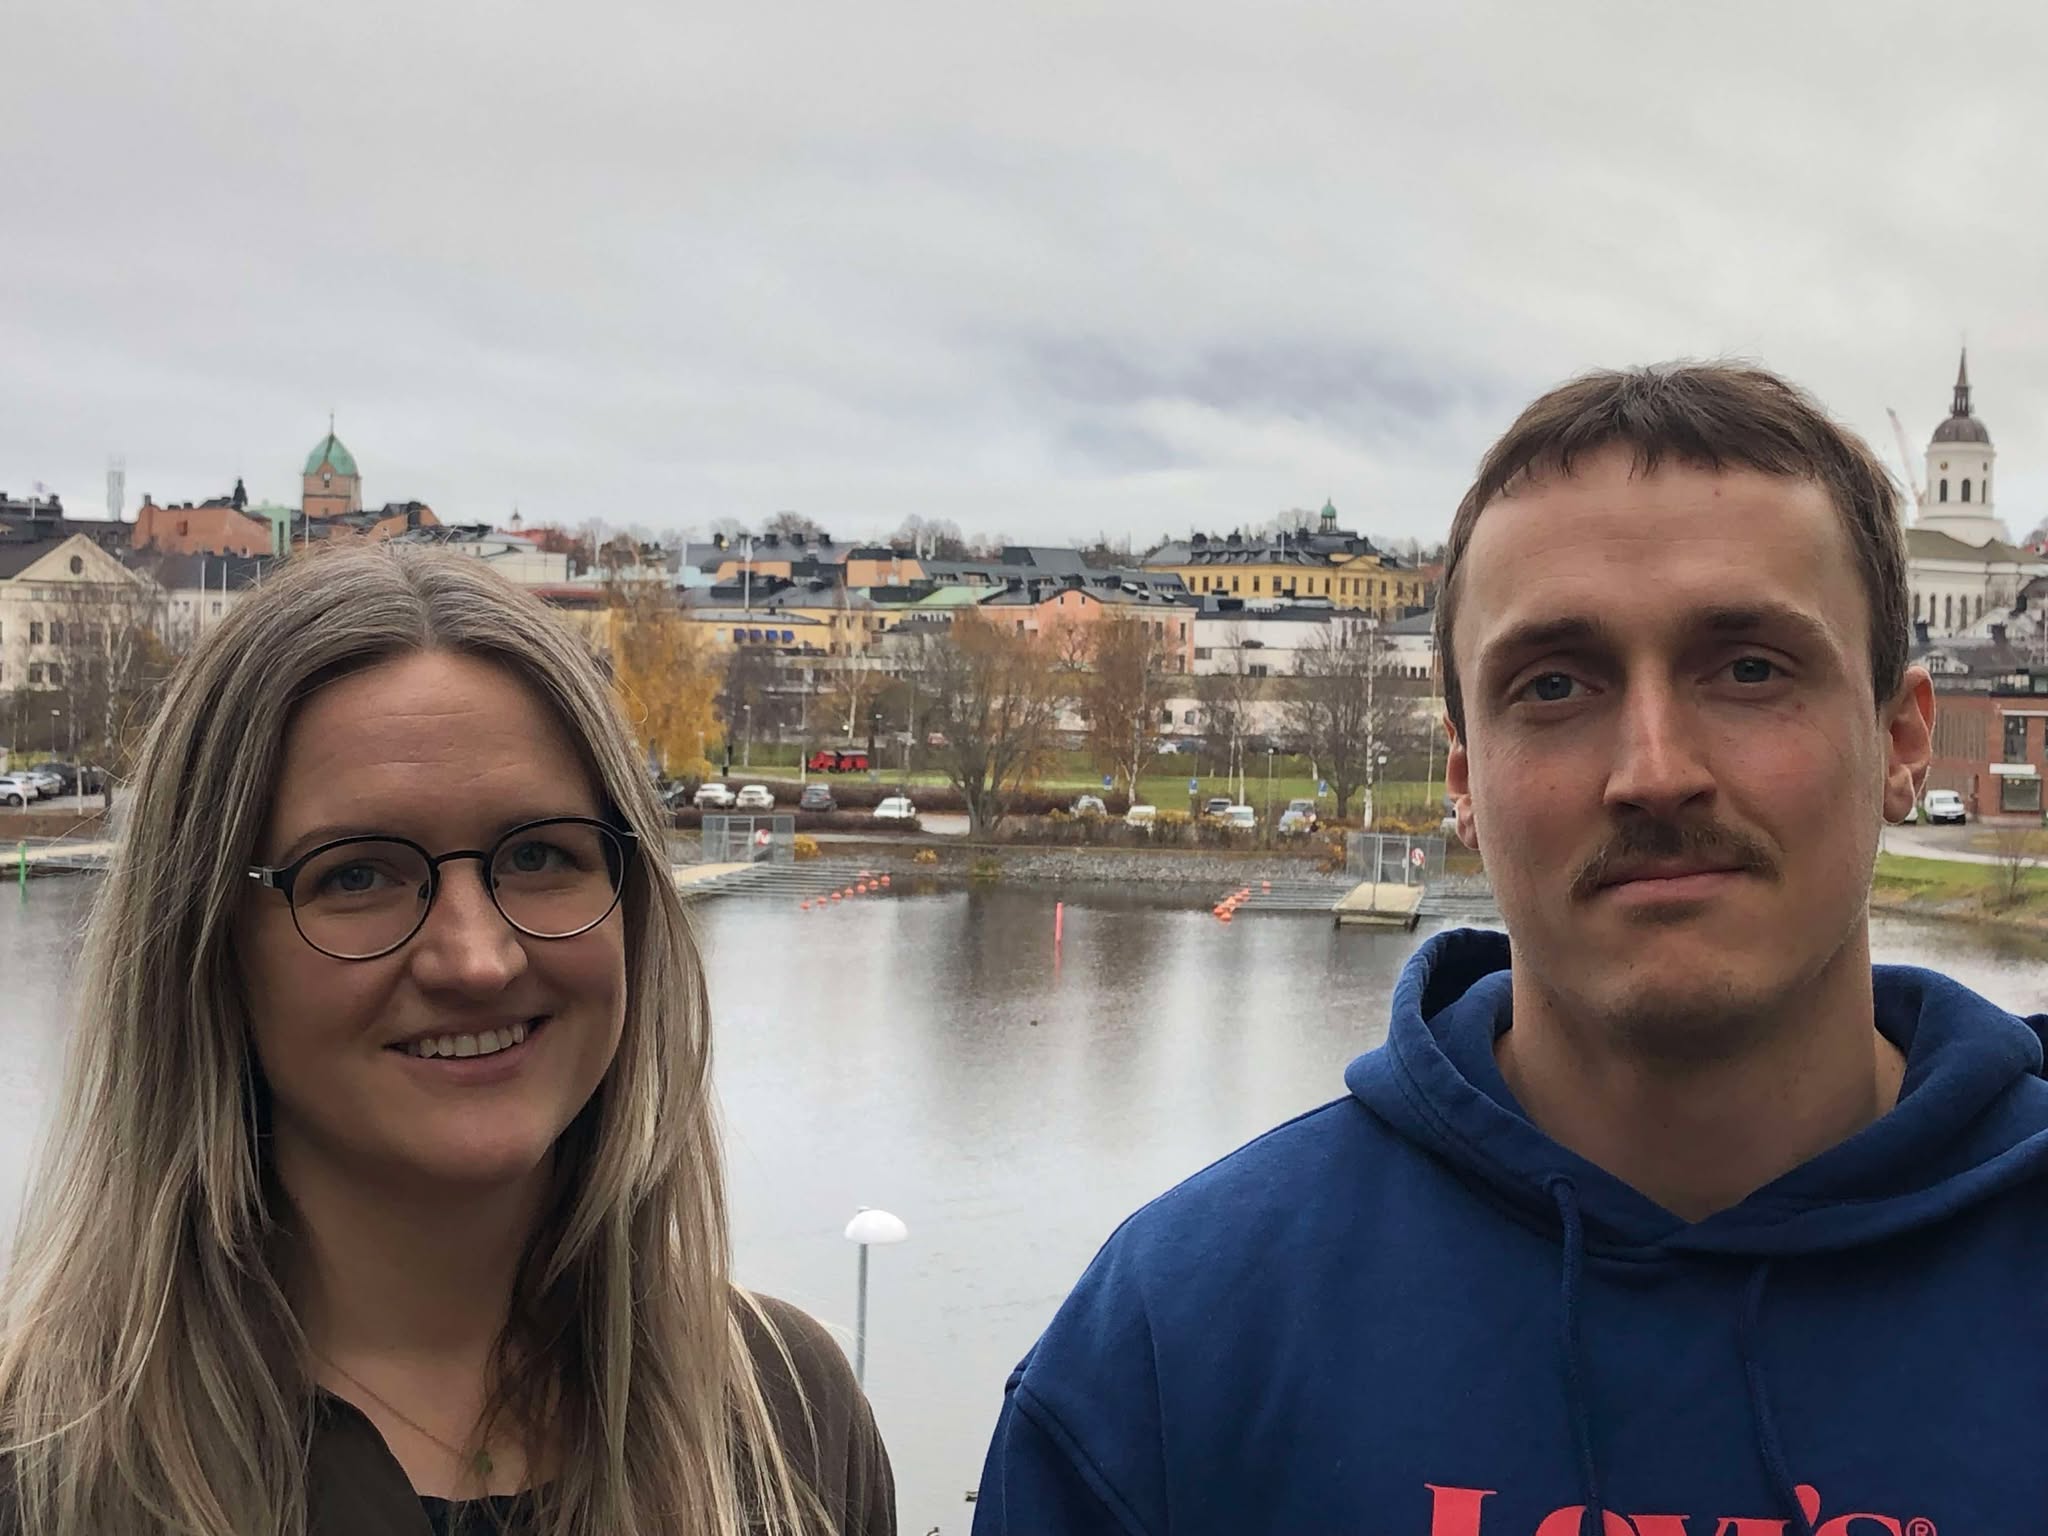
[0,539,57,579]
[1932,414,1991,445]
[130,551,273,591]
[1383,610,1438,636]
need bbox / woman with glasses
[0,545,894,1536]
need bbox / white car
[693,782,736,809]
[733,784,775,810]
[0,774,41,807]
[1221,804,1258,831]
[1124,803,1158,828]
[1922,789,1968,826]
[26,769,61,797]
[872,796,917,822]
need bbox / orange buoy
[879,875,891,887]
[800,900,811,910]
[857,882,870,894]
[1261,880,1271,891]
[1219,911,1233,923]
[830,892,843,902]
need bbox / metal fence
[697,814,797,865]
[1345,832,1447,885]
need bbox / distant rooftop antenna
[106,455,126,521]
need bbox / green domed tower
[302,418,362,520]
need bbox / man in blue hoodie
[973,363,2048,1536]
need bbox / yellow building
[1147,503,1427,620]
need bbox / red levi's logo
[1426,1483,1939,1536]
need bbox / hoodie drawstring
[1545,1177,1606,1532]
[1549,1180,1815,1536]
[1738,1261,1816,1536]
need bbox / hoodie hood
[1348,927,2048,1257]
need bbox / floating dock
[1332,880,1425,930]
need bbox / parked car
[0,774,41,807]
[1201,796,1234,821]
[1220,804,1259,831]
[26,769,62,797]
[31,762,97,795]
[807,747,871,773]
[733,784,775,810]
[1071,794,1108,818]
[693,782,736,809]
[1923,789,1968,826]
[798,783,837,813]
[1155,740,1182,756]
[873,795,917,822]
[1277,798,1320,835]
[1124,803,1157,829]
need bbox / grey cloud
[5,0,2047,542]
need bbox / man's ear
[1444,712,1478,852]
[1881,666,1936,826]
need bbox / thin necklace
[318,1353,497,1481]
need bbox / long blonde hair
[0,543,823,1535]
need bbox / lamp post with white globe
[842,1207,908,1389]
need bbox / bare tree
[888,516,969,559]
[819,656,890,754]
[924,614,1067,835]
[1078,615,1165,803]
[1194,623,1261,790]
[49,563,174,775]
[1282,618,1405,821]
[763,510,828,543]
[1990,824,2041,909]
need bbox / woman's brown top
[5,1295,895,1535]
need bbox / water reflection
[4,877,2047,1529]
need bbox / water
[5,878,2048,1531]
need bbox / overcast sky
[5,1,2044,546]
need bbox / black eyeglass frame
[246,815,640,961]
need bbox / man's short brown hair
[1434,361,1910,735]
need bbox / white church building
[1905,352,2044,639]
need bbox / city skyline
[6,4,2047,541]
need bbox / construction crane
[1885,408,1924,515]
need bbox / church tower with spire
[302,417,363,522]
[1918,349,2005,548]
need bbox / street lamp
[1265,746,1275,830]
[842,1207,909,1388]
[50,709,60,757]
[742,703,752,770]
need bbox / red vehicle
[806,747,871,773]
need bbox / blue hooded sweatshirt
[973,928,2048,1536]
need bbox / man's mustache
[1569,818,1778,901]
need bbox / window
[1252,577,1261,593]
[1161,708,1175,726]
[49,621,63,644]
[1977,595,1986,619]
[28,664,42,684]
[68,555,83,575]
[1249,664,1269,678]
[210,601,223,616]
[1232,577,1240,593]
[1913,592,1921,621]
[1940,479,1949,502]
[1945,594,1954,630]
[28,622,42,644]
[1194,646,1212,660]
[1962,479,1973,503]
[2005,716,2028,764]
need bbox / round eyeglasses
[247,816,637,961]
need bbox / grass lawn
[731,744,1444,816]
[1871,852,2048,907]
